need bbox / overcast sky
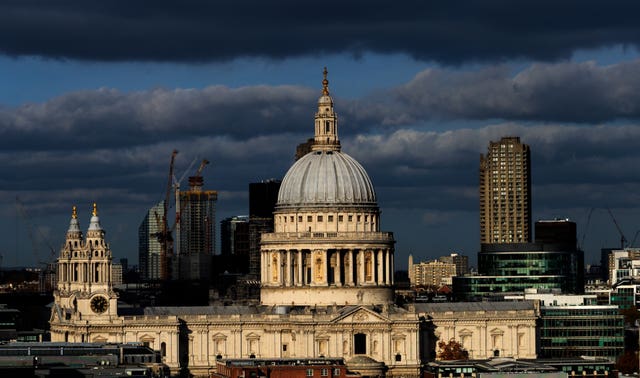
[2,0,640,269]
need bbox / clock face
[90,296,109,314]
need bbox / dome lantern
[312,67,341,152]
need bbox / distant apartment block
[479,136,531,244]
[408,254,467,287]
[438,253,469,276]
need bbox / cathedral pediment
[330,306,390,324]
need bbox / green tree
[437,339,468,360]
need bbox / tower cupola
[86,203,106,248]
[66,205,83,241]
[312,67,340,152]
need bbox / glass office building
[453,242,583,300]
[538,305,624,359]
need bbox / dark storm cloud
[349,123,640,212]
[4,61,640,223]
[1,1,640,63]
[350,60,640,125]
[0,85,316,152]
[3,59,640,158]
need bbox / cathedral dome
[276,67,377,209]
[277,149,376,208]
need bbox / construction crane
[579,208,594,252]
[195,159,210,177]
[607,208,628,249]
[155,149,178,280]
[629,230,640,248]
[15,196,57,267]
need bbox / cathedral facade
[50,70,536,377]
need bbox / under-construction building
[174,176,217,281]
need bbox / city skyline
[2,2,640,268]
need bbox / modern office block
[138,201,164,281]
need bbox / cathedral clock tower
[52,204,118,332]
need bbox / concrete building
[408,255,457,287]
[610,278,640,310]
[479,136,531,244]
[138,201,164,281]
[607,247,640,285]
[438,253,469,276]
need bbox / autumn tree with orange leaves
[437,339,469,360]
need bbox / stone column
[262,251,268,284]
[310,251,316,286]
[357,250,365,285]
[385,250,391,285]
[390,252,394,284]
[277,251,283,285]
[377,249,383,285]
[285,250,292,286]
[297,251,303,286]
[347,250,354,285]
[335,250,342,286]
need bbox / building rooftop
[414,301,535,313]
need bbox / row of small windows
[282,214,373,223]
[306,368,340,377]
[68,239,105,248]
[69,250,107,258]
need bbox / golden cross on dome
[72,205,77,219]
[92,202,98,217]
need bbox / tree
[620,306,640,326]
[616,351,638,374]
[437,339,468,360]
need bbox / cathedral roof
[277,150,376,208]
[276,68,377,209]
